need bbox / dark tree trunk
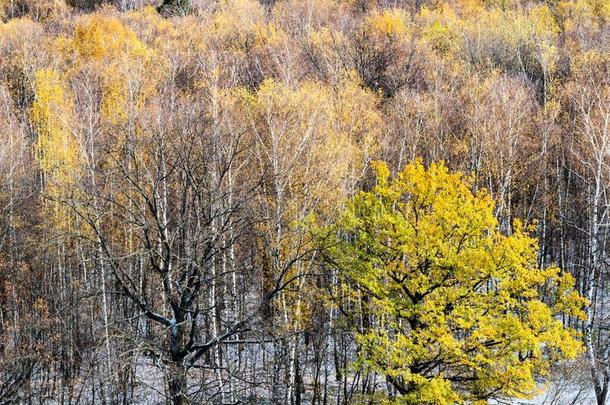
[167,314,189,405]
[167,361,188,405]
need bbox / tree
[318,160,585,404]
[68,99,252,405]
[566,51,610,405]
[235,74,379,403]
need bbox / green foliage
[320,160,586,404]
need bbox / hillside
[0,0,609,404]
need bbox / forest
[0,0,609,403]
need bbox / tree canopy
[0,0,608,403]
[320,160,586,404]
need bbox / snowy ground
[490,359,599,405]
[34,356,602,404]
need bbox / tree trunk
[167,361,188,405]
[168,312,189,405]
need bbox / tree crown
[321,160,586,404]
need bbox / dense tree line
[0,0,608,403]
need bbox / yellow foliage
[254,22,287,47]
[238,75,382,219]
[71,14,151,62]
[558,0,610,25]
[365,8,410,39]
[271,0,352,33]
[210,0,264,51]
[418,2,559,75]
[234,76,381,331]
[321,160,585,403]
[58,11,160,125]
[31,69,78,181]
[419,4,461,54]
[31,69,81,232]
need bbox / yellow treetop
[31,69,79,182]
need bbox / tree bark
[167,360,189,405]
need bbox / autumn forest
[0,0,609,404]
